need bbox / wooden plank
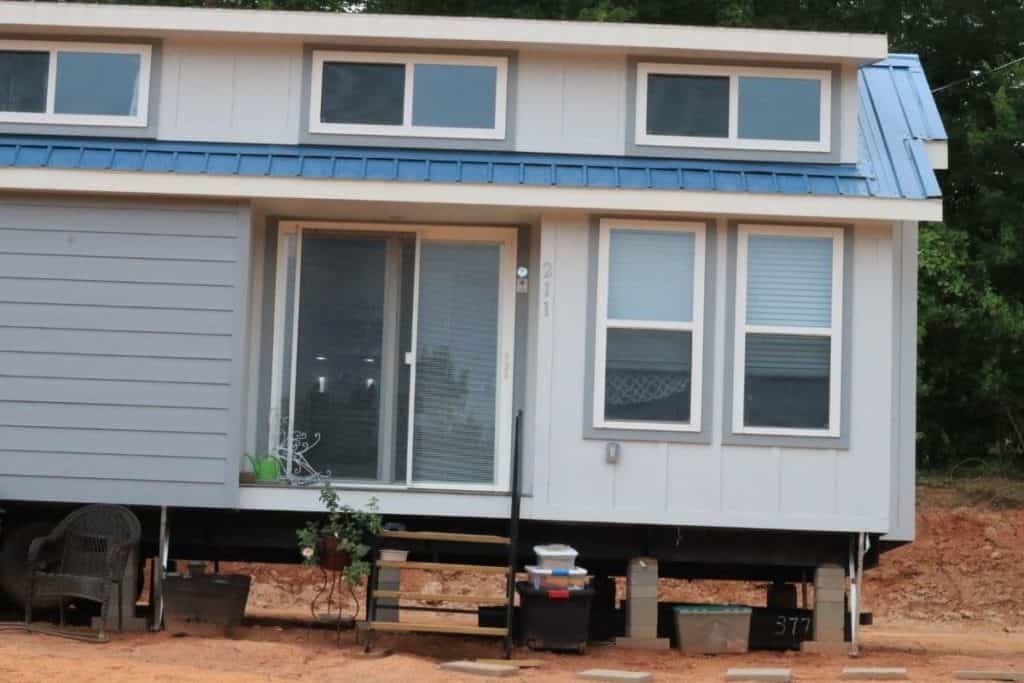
[374,590,507,605]
[375,560,508,574]
[368,622,508,637]
[379,530,510,545]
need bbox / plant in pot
[296,482,383,588]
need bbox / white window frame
[732,224,844,437]
[0,40,151,127]
[268,220,518,493]
[309,51,508,140]
[635,63,831,153]
[593,218,706,433]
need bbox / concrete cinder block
[815,588,846,604]
[815,564,845,583]
[578,669,654,682]
[953,673,1024,682]
[814,604,846,642]
[613,637,671,650]
[439,661,518,678]
[841,668,909,680]
[725,668,792,682]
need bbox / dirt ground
[1,482,1022,682]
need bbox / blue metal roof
[0,54,944,202]
[858,54,946,200]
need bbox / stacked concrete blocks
[626,557,658,639]
[801,563,847,654]
[615,557,669,649]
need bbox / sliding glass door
[270,223,516,490]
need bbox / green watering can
[246,454,281,482]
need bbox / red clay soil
[1,483,1021,682]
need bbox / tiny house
[0,1,945,638]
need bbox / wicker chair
[24,504,142,640]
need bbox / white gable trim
[0,167,942,222]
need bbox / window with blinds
[733,225,844,436]
[594,219,706,432]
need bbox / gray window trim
[0,35,161,139]
[624,55,843,164]
[583,217,716,444]
[722,220,853,449]
[300,44,517,151]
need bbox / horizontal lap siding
[0,200,249,508]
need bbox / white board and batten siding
[0,199,251,508]
[527,213,895,534]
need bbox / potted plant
[296,482,383,587]
[245,453,281,482]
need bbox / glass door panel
[411,242,501,484]
[289,232,414,481]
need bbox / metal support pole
[504,410,523,659]
[801,570,809,608]
[150,506,169,632]
[848,531,867,657]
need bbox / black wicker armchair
[24,504,141,640]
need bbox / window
[310,51,508,139]
[732,225,843,437]
[594,219,706,432]
[269,222,518,490]
[0,41,151,126]
[636,63,831,152]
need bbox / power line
[932,54,1024,93]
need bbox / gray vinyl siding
[0,198,250,509]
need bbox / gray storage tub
[673,605,752,654]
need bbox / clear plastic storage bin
[525,565,589,590]
[533,544,579,570]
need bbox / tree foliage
[76,0,1024,470]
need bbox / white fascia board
[0,167,942,223]
[0,1,888,63]
[925,140,948,170]
[239,485,518,517]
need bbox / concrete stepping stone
[725,669,792,682]
[954,673,1024,682]
[477,658,543,668]
[578,670,654,683]
[841,668,909,680]
[440,660,519,677]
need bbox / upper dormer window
[636,63,831,152]
[0,41,151,127]
[310,51,508,140]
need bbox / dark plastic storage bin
[163,573,251,637]
[516,581,593,654]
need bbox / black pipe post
[503,410,523,659]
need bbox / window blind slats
[608,228,695,322]
[412,242,499,484]
[746,234,833,328]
